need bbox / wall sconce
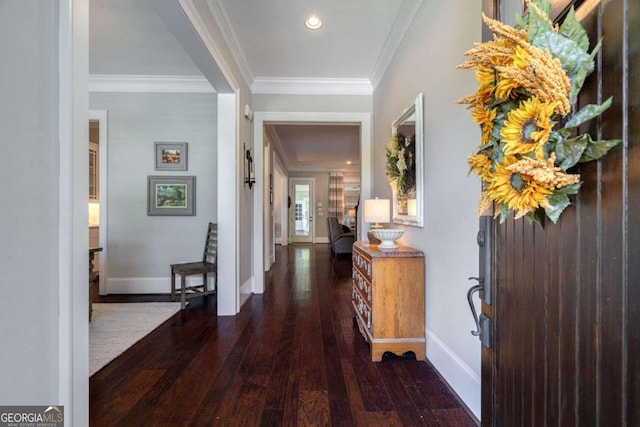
[244,143,255,189]
[243,104,253,121]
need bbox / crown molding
[251,77,373,95]
[179,0,239,92]
[204,0,254,89]
[89,74,216,93]
[369,0,424,89]
[287,165,361,173]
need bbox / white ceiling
[218,0,406,81]
[90,0,202,76]
[268,124,360,171]
[89,0,420,172]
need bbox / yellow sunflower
[488,156,553,219]
[474,65,496,106]
[494,75,521,101]
[494,46,528,100]
[501,97,555,158]
[471,105,497,143]
[476,64,496,88]
[468,153,492,181]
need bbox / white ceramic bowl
[371,229,404,249]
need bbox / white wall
[0,0,61,403]
[373,0,482,417]
[188,0,253,304]
[0,2,91,419]
[90,92,218,293]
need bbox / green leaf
[568,38,602,100]
[528,1,554,42]
[477,141,495,152]
[554,134,589,170]
[580,138,623,162]
[515,11,527,29]
[557,127,573,139]
[538,0,551,16]
[544,193,571,223]
[564,97,613,129]
[491,122,503,140]
[570,67,590,101]
[525,209,546,228]
[498,204,510,224]
[555,182,582,195]
[588,38,603,63]
[532,31,593,80]
[559,7,589,52]
[491,142,505,166]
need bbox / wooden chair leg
[171,269,176,302]
[180,274,187,310]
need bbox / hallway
[90,244,477,426]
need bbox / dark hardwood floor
[90,244,478,426]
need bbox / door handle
[467,277,483,336]
[467,277,492,348]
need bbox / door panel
[290,179,314,243]
[483,0,639,425]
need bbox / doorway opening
[252,112,372,294]
[89,110,108,295]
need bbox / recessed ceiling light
[346,160,353,165]
[305,15,322,30]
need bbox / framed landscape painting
[147,176,196,216]
[155,142,188,171]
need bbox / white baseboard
[239,277,253,309]
[315,237,330,244]
[426,327,481,419]
[106,276,216,294]
[240,277,253,296]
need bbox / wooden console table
[352,241,425,361]
[89,247,102,321]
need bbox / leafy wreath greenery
[385,134,416,196]
[459,0,621,225]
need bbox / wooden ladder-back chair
[171,222,217,309]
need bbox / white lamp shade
[364,199,390,224]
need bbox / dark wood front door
[480,0,640,425]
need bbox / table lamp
[363,198,404,249]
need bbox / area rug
[89,303,181,376]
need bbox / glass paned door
[291,179,314,243]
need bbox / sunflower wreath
[459,0,621,225]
